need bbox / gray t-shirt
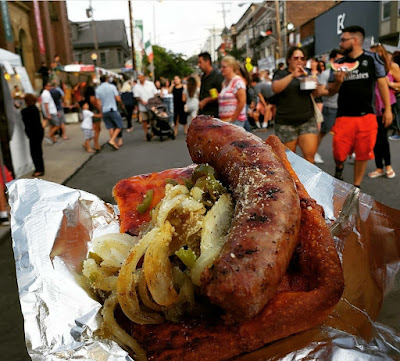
[318,69,338,109]
[254,81,275,100]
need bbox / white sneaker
[314,153,324,164]
[255,121,261,128]
[262,122,268,128]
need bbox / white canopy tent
[0,48,22,67]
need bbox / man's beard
[340,45,353,56]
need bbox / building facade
[0,1,73,87]
[70,20,130,72]
[231,1,336,67]
[314,1,380,56]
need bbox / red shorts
[331,114,378,162]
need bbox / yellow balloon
[245,63,253,72]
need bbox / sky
[66,0,252,57]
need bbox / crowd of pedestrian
[4,23,400,226]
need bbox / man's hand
[333,70,347,84]
[199,99,208,110]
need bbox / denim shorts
[82,129,94,140]
[274,117,318,143]
[58,110,66,124]
[103,110,123,130]
[320,106,337,134]
[49,114,61,127]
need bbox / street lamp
[91,52,97,67]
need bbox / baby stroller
[146,96,175,141]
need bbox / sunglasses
[293,56,305,61]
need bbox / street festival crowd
[3,25,400,227]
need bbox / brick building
[0,1,73,88]
[232,1,336,67]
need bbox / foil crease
[8,153,400,361]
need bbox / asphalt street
[63,126,400,210]
[2,122,400,361]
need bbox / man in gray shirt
[251,74,275,128]
[315,49,343,163]
[95,75,124,150]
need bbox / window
[118,50,122,65]
[382,0,391,21]
[77,54,82,63]
[100,52,106,65]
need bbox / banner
[145,40,153,63]
[33,0,46,54]
[0,0,13,42]
[134,19,144,50]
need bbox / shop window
[382,0,391,21]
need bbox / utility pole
[128,0,137,71]
[274,0,283,60]
[88,0,100,67]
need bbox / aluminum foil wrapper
[9,152,400,361]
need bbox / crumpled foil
[9,152,400,361]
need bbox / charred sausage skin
[186,116,301,321]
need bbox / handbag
[310,95,323,124]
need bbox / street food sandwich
[82,116,344,361]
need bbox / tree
[226,47,246,62]
[142,45,194,80]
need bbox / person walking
[218,56,246,128]
[327,25,392,188]
[183,76,199,125]
[83,78,102,150]
[198,52,223,118]
[170,75,187,136]
[161,79,174,126]
[120,79,135,133]
[95,75,124,150]
[50,81,69,140]
[41,82,61,144]
[271,46,319,164]
[80,102,102,153]
[314,49,343,164]
[134,72,158,141]
[367,43,399,179]
[21,93,45,177]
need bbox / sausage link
[186,116,301,320]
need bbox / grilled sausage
[186,116,301,321]
[131,134,344,361]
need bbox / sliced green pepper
[175,247,198,269]
[192,164,216,183]
[165,178,178,186]
[136,189,154,214]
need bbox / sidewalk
[0,122,110,239]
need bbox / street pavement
[2,120,400,360]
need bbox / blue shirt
[95,82,119,112]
